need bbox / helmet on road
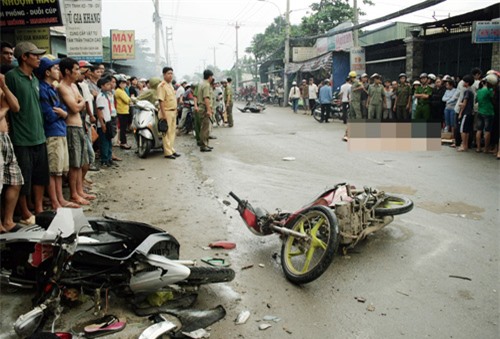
[348,71,357,78]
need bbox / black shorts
[14,143,50,196]
[459,114,474,134]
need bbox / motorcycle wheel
[137,135,153,159]
[181,266,235,285]
[281,205,339,284]
[313,104,322,122]
[374,195,414,216]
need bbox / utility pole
[283,0,290,105]
[229,22,241,91]
[212,46,217,69]
[165,26,172,66]
[153,0,161,74]
[353,0,359,47]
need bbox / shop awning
[285,52,332,74]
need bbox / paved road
[1,103,498,338]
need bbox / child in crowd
[96,76,114,167]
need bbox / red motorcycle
[229,183,413,284]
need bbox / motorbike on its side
[229,183,413,285]
[0,208,235,337]
[131,100,163,158]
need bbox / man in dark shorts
[457,75,475,152]
[5,42,49,225]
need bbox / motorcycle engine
[335,201,361,245]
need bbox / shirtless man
[0,73,23,232]
[57,58,95,205]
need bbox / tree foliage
[246,0,373,62]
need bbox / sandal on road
[84,315,126,338]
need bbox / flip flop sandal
[19,215,36,226]
[84,315,126,338]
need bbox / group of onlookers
[0,40,155,233]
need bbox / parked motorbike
[237,101,266,113]
[313,91,342,122]
[229,183,413,284]
[0,208,235,337]
[132,100,163,158]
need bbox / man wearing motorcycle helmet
[414,73,432,121]
[394,73,411,121]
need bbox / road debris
[282,157,296,161]
[259,323,272,330]
[258,263,265,268]
[449,275,472,281]
[235,310,250,325]
[263,315,281,322]
[208,241,236,249]
[366,304,375,312]
[241,264,254,270]
[355,296,366,303]
[396,290,410,297]
[182,328,211,338]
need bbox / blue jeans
[98,127,112,164]
[291,98,299,113]
[444,108,455,129]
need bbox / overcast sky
[101,0,498,78]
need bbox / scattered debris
[366,304,375,312]
[235,310,250,325]
[355,297,366,303]
[282,157,296,161]
[263,315,281,322]
[209,241,236,250]
[266,303,272,309]
[222,200,231,206]
[283,327,293,334]
[201,246,211,250]
[182,328,211,338]
[396,290,410,297]
[258,263,265,268]
[259,324,272,330]
[241,264,254,270]
[449,275,472,281]
[201,257,230,267]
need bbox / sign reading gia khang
[472,20,500,43]
[15,27,51,54]
[64,0,103,62]
[0,0,63,27]
[111,30,135,60]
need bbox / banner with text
[111,30,135,60]
[64,0,102,62]
[15,27,51,54]
[472,20,500,43]
[350,47,366,75]
[0,0,63,27]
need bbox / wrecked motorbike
[132,100,163,158]
[230,183,413,284]
[0,208,234,337]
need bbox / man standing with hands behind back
[197,69,214,152]
[157,67,181,160]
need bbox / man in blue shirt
[318,79,332,123]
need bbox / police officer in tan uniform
[157,67,181,159]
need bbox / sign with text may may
[111,30,135,60]
[64,0,103,62]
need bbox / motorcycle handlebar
[228,192,243,205]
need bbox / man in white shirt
[307,78,318,115]
[339,77,352,124]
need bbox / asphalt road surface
[1,103,498,338]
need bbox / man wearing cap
[349,72,363,120]
[394,73,411,122]
[289,81,300,113]
[5,42,49,225]
[223,78,234,127]
[158,67,180,159]
[37,57,79,210]
[367,73,384,121]
[196,69,214,152]
[414,73,433,121]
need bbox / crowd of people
[287,69,500,156]
[0,40,238,233]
